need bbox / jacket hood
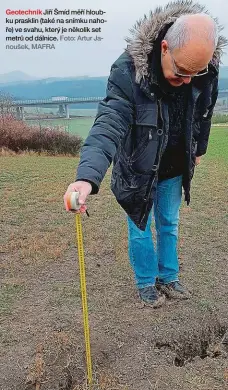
[125,0,228,83]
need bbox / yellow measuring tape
[75,213,93,386]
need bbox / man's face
[160,39,214,87]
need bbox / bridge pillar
[65,104,69,119]
[20,106,25,121]
[16,106,21,120]
[16,106,24,120]
[59,104,64,116]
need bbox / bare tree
[0,92,15,127]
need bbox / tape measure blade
[75,214,93,384]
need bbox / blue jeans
[127,175,182,288]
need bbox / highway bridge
[8,90,228,120]
[11,96,105,120]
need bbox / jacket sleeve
[196,76,219,157]
[75,63,134,194]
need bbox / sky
[1,0,228,78]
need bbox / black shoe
[138,285,165,308]
[156,281,191,300]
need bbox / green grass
[0,284,24,315]
[26,117,94,140]
[0,127,227,264]
[25,108,97,140]
[0,126,227,293]
[25,114,228,143]
[25,107,97,116]
[206,126,228,161]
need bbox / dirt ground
[0,131,228,390]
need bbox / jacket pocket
[130,126,159,174]
[111,157,148,204]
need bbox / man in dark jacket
[64,1,227,307]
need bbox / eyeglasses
[169,49,208,78]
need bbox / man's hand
[195,156,201,166]
[63,181,92,213]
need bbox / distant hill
[0,71,37,84]
[0,65,228,107]
[0,76,108,108]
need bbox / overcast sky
[1,0,228,78]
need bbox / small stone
[222,331,228,345]
[135,301,145,309]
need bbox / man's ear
[161,40,168,56]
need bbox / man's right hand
[63,181,92,212]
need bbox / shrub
[0,113,82,156]
[212,113,228,124]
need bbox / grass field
[26,117,95,140]
[0,127,228,389]
[25,108,98,117]
[26,114,228,142]
[25,108,97,140]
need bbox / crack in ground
[155,318,227,367]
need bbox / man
[64,1,227,307]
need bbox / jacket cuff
[75,178,99,195]
[195,148,206,157]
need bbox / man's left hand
[195,156,201,166]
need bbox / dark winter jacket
[76,1,227,231]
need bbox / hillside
[0,66,228,107]
[0,71,37,84]
[0,76,108,109]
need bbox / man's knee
[157,212,180,231]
